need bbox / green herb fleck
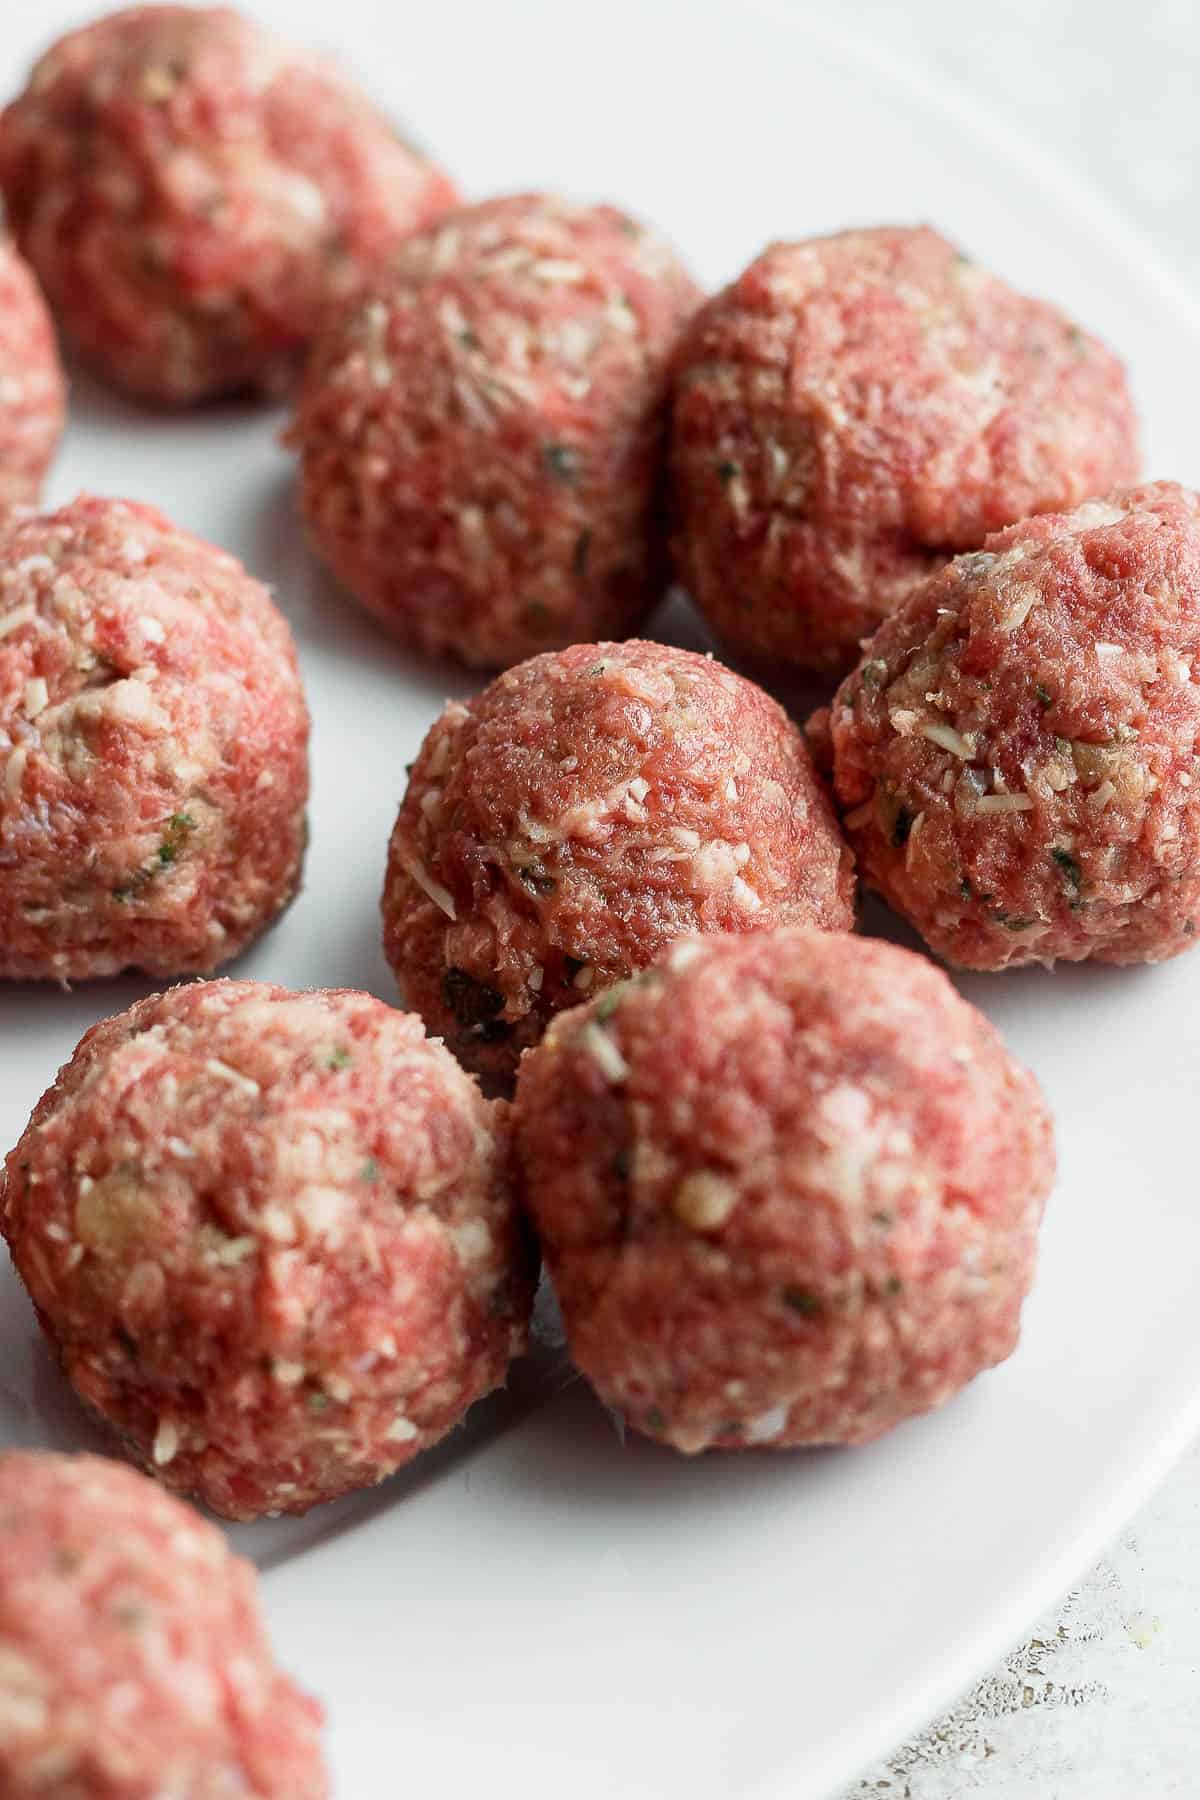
[114,810,198,898]
[644,1406,667,1433]
[324,1047,353,1070]
[716,459,739,484]
[871,1210,894,1229]
[457,325,481,350]
[158,811,196,865]
[516,865,557,896]
[1186,920,1196,936]
[885,1274,903,1296]
[1051,847,1082,893]
[307,1391,331,1412]
[360,1158,379,1184]
[543,442,578,483]
[1036,684,1053,707]
[959,878,973,900]
[1069,325,1089,354]
[594,987,625,1023]
[782,1286,822,1317]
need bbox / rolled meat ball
[1,980,534,1520]
[670,226,1140,676]
[0,5,459,404]
[383,638,855,1079]
[0,1450,327,1798]
[0,494,309,982]
[288,193,701,666]
[828,481,1200,969]
[514,928,1053,1453]
[0,237,65,507]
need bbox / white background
[826,6,1200,1794]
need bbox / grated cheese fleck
[396,850,456,920]
[920,721,974,758]
[976,793,1034,814]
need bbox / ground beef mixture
[0,494,310,982]
[2,981,533,1519]
[515,928,1052,1452]
[827,481,1200,968]
[670,226,1139,675]
[0,5,458,403]
[0,1449,327,1797]
[0,237,64,506]
[288,193,700,666]
[383,639,855,1077]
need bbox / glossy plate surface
[2,2,1199,1794]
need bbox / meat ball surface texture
[0,238,65,507]
[0,1451,327,1799]
[514,929,1053,1453]
[1,982,533,1521]
[829,481,1200,969]
[670,226,1140,676]
[383,639,856,1078]
[288,194,701,667]
[0,495,309,982]
[0,5,458,404]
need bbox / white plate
[2,2,1199,1795]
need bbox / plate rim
[731,4,1200,1792]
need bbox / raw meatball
[0,5,458,404]
[514,929,1052,1452]
[1,981,533,1520]
[0,494,309,982]
[828,481,1200,969]
[0,238,65,507]
[383,639,855,1078]
[670,226,1139,676]
[288,194,700,667]
[0,1450,327,1798]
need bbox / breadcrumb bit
[397,850,457,920]
[975,793,1034,814]
[203,1059,261,1097]
[585,1024,629,1084]
[152,1418,179,1466]
[672,1171,737,1231]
